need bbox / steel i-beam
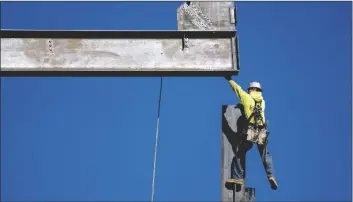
[0,2,240,76]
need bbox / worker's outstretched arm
[224,76,248,103]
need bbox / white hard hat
[248,81,262,91]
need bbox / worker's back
[243,91,266,126]
[227,79,266,126]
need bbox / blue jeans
[231,140,274,180]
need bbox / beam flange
[0,30,236,39]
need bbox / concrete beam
[0,1,240,76]
[221,105,255,202]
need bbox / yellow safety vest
[228,80,266,126]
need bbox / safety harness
[241,98,270,147]
[247,99,266,129]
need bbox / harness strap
[247,99,266,129]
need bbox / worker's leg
[231,146,245,179]
[257,143,274,176]
[228,141,252,184]
[257,142,278,190]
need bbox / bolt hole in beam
[0,1,240,77]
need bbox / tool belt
[244,123,268,145]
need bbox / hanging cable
[151,77,163,202]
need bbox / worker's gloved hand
[224,75,232,81]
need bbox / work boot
[225,178,244,185]
[268,176,278,190]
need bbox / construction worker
[224,75,278,190]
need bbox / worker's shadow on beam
[222,104,251,192]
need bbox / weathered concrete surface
[222,105,255,202]
[177,1,236,31]
[1,38,232,70]
[0,1,240,76]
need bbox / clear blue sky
[1,1,352,201]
